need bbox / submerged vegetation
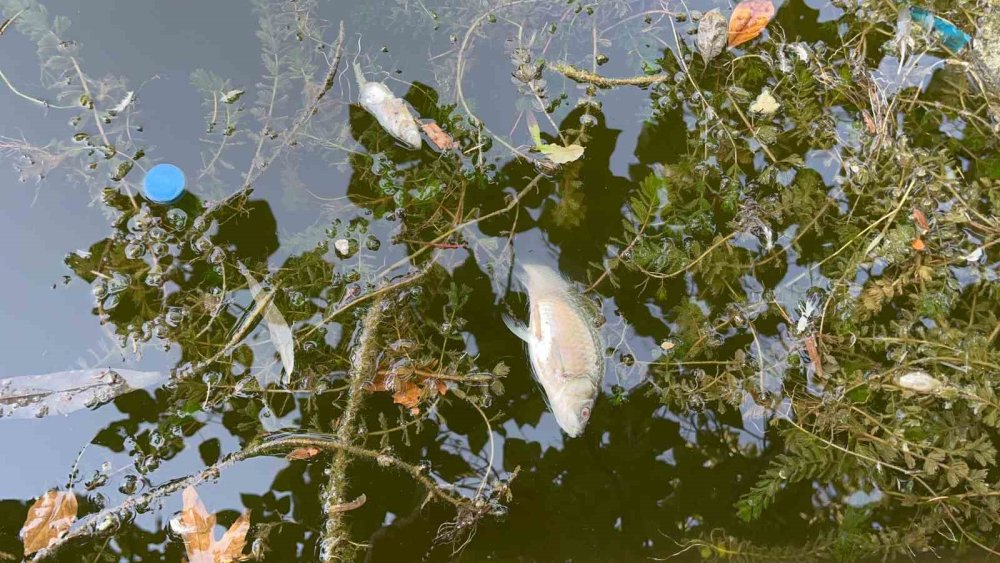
[0,0,998,561]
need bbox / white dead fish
[504,264,603,437]
[353,63,421,149]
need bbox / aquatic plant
[0,0,997,561]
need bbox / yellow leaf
[537,143,585,164]
[21,490,77,556]
[728,0,775,48]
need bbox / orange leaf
[862,111,876,134]
[420,121,458,150]
[286,447,321,460]
[392,381,423,409]
[21,490,77,556]
[912,238,926,251]
[912,208,930,232]
[433,378,448,396]
[728,0,776,48]
[804,335,823,379]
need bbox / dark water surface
[0,0,998,561]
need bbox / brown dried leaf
[174,486,250,563]
[368,369,448,410]
[697,9,728,61]
[804,335,823,379]
[177,486,216,560]
[432,378,448,396]
[862,111,876,134]
[420,121,458,150]
[329,494,367,514]
[21,490,77,556]
[214,512,250,563]
[286,447,321,460]
[912,208,930,232]
[392,381,423,409]
[728,0,776,48]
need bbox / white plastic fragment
[750,88,780,116]
[334,239,351,256]
[897,371,943,393]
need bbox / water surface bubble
[166,208,188,230]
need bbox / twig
[209,21,346,213]
[550,62,668,87]
[31,432,460,561]
[0,67,75,109]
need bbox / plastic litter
[142,163,186,204]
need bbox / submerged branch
[550,62,668,87]
[31,430,460,562]
[322,294,388,561]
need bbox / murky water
[0,0,998,561]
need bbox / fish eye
[580,406,591,420]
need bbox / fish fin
[352,62,366,87]
[530,301,542,340]
[552,345,567,378]
[503,313,532,343]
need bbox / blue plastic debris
[910,7,972,53]
[142,163,186,204]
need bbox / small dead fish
[353,63,421,149]
[504,264,603,437]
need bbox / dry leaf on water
[21,490,77,556]
[697,9,728,61]
[328,494,367,514]
[171,486,250,563]
[367,370,448,414]
[237,262,294,380]
[804,335,823,379]
[728,0,776,48]
[537,143,585,164]
[420,122,458,150]
[286,447,321,460]
[525,112,585,164]
[912,208,930,232]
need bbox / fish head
[548,377,597,437]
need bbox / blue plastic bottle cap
[143,163,186,204]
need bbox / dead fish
[504,264,603,437]
[353,63,421,149]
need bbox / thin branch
[31,432,461,562]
